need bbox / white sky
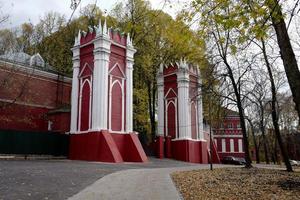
[0,0,187,29]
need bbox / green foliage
[110,0,207,140]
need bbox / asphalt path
[0,158,199,200]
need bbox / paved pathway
[0,158,198,200]
[68,165,229,200]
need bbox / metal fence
[0,130,69,156]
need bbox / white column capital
[126,46,136,62]
[71,46,80,63]
[94,35,111,52]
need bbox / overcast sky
[0,0,185,29]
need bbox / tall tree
[266,0,300,124]
[247,72,271,164]
[188,0,254,168]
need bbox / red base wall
[211,141,221,164]
[69,131,148,163]
[172,140,208,163]
[156,136,164,159]
[155,137,209,164]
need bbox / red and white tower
[69,20,147,163]
[156,60,208,163]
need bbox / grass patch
[172,168,300,200]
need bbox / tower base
[69,131,148,163]
[155,137,209,164]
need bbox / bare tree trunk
[147,81,156,141]
[261,39,293,172]
[259,104,270,164]
[267,0,300,123]
[224,60,252,168]
[247,119,260,163]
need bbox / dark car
[221,156,246,165]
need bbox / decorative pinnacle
[159,63,164,73]
[96,19,102,36]
[126,33,133,46]
[179,58,188,69]
[74,30,81,46]
[103,18,108,35]
[88,26,93,33]
[196,66,200,75]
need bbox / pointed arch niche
[109,62,125,132]
[78,63,93,132]
[165,88,178,139]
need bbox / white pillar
[177,61,190,139]
[70,46,80,133]
[157,66,164,136]
[125,41,136,133]
[197,70,204,140]
[92,36,111,131]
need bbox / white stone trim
[177,67,190,139]
[213,135,243,138]
[0,98,56,109]
[197,71,204,140]
[109,62,126,78]
[79,63,92,77]
[70,67,79,133]
[157,75,164,136]
[238,139,243,153]
[164,88,177,98]
[190,101,198,139]
[70,46,80,133]
[222,139,226,152]
[92,35,111,131]
[78,78,92,131]
[163,72,177,77]
[171,138,206,142]
[126,54,134,133]
[0,60,72,83]
[230,139,234,152]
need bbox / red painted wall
[108,43,126,131]
[69,131,147,162]
[0,64,71,133]
[78,43,94,131]
[80,81,90,131]
[48,112,70,133]
[167,102,176,138]
[171,140,208,163]
[111,82,122,131]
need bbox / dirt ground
[172,167,300,200]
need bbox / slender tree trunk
[147,81,156,141]
[248,119,260,163]
[259,105,270,164]
[224,60,252,168]
[267,0,300,123]
[261,128,270,164]
[261,39,293,172]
